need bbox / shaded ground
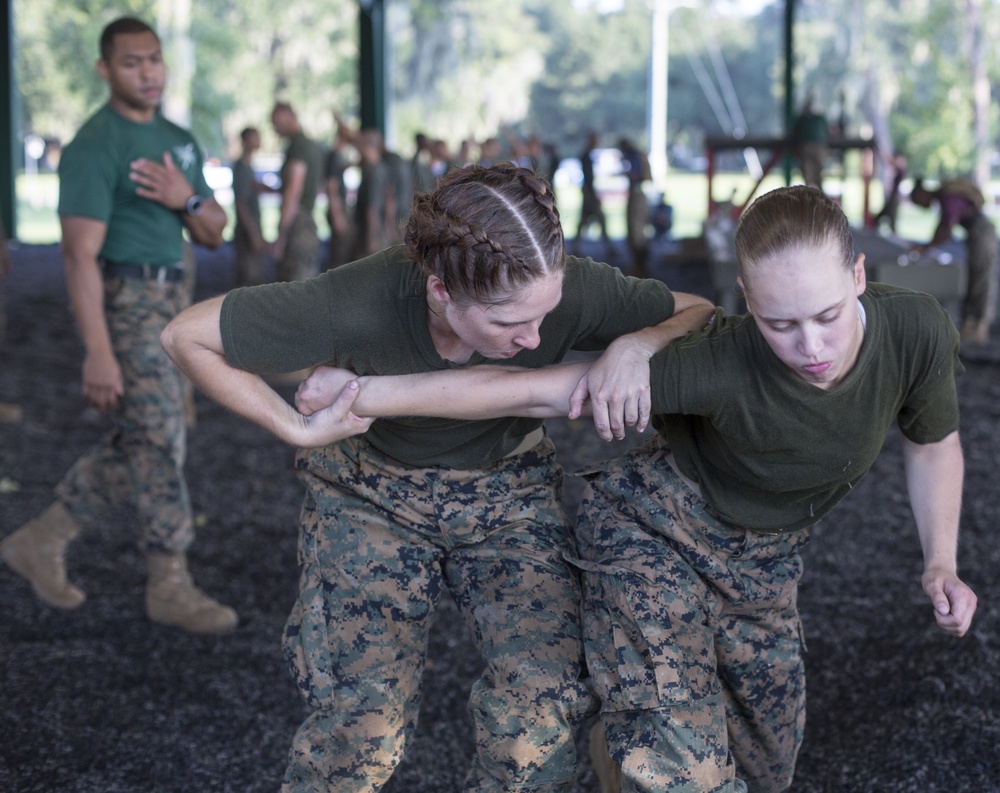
[1,240,998,792]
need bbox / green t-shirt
[221,246,677,467]
[282,132,323,213]
[649,282,963,533]
[231,158,260,229]
[58,105,212,266]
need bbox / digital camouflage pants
[55,274,194,555]
[277,211,320,282]
[281,435,597,793]
[573,436,810,793]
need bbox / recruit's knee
[466,673,596,789]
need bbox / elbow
[160,320,181,362]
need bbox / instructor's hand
[130,152,194,210]
[82,349,124,412]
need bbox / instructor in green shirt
[1,17,236,635]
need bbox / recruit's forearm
[617,291,715,357]
[351,361,592,421]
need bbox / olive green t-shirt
[221,246,677,467]
[649,282,963,533]
[282,132,324,213]
[58,105,213,266]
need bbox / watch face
[186,195,204,216]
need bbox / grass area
[9,170,967,248]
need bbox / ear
[426,274,451,306]
[853,253,867,296]
[96,58,108,81]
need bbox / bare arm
[902,431,977,637]
[160,296,373,447]
[571,291,715,441]
[61,215,122,411]
[325,177,349,235]
[297,362,592,426]
[274,160,307,260]
[129,152,227,248]
[235,196,266,251]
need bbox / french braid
[405,162,565,306]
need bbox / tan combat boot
[589,721,623,793]
[145,552,238,635]
[1,502,86,609]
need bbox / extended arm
[572,290,715,441]
[297,362,591,428]
[61,215,122,411]
[902,431,977,637]
[160,296,373,447]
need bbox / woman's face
[741,242,866,391]
[432,271,564,361]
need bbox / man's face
[98,31,165,121]
[271,108,293,137]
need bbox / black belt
[103,260,185,283]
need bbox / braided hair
[405,162,565,307]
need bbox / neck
[425,289,474,364]
[108,97,156,124]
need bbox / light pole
[648,0,694,185]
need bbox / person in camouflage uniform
[298,185,979,793]
[0,17,236,635]
[162,162,714,792]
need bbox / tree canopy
[13,0,999,180]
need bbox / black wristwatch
[184,195,204,216]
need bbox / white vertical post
[648,0,669,185]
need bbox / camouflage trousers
[54,274,194,554]
[963,215,998,326]
[277,211,321,282]
[572,436,810,793]
[281,435,597,793]
[233,225,270,287]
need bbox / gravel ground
[1,241,997,793]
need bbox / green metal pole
[1,0,16,236]
[358,0,385,134]
[782,0,795,185]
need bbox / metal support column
[358,0,385,134]
[1,0,16,236]
[782,0,796,184]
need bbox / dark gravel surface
[1,240,998,793]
